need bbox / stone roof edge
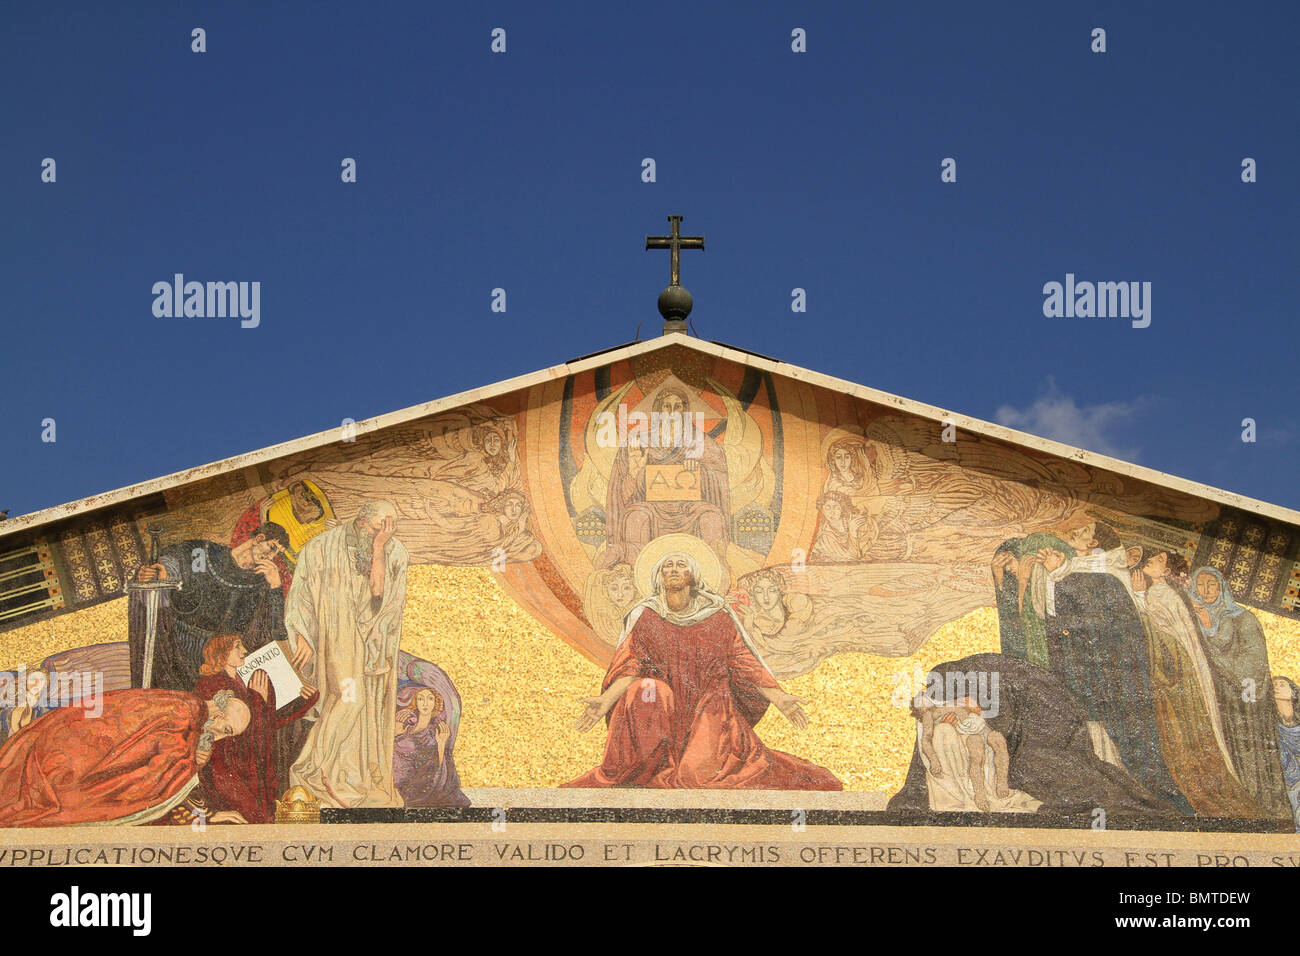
[3,332,1296,538]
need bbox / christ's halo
[634,533,725,596]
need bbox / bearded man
[286,500,408,808]
[566,550,841,790]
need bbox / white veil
[615,550,776,679]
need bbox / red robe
[601,438,732,569]
[0,690,204,827]
[565,606,842,790]
[194,671,319,823]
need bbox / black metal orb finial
[646,215,704,334]
[658,284,693,324]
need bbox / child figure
[913,696,1011,811]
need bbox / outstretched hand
[574,695,612,733]
[628,440,649,472]
[767,689,810,730]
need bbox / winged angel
[277,403,541,565]
[748,415,1221,674]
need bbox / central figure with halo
[566,533,841,790]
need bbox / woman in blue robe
[1273,676,1300,832]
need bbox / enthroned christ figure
[601,387,732,575]
[566,551,841,790]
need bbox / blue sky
[3,0,1298,518]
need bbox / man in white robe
[286,500,408,808]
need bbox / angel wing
[421,403,513,461]
[568,380,637,517]
[934,423,1218,523]
[865,416,959,466]
[705,377,775,514]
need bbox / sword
[128,525,181,689]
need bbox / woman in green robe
[1187,566,1291,820]
[991,532,1074,670]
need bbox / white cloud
[993,378,1144,461]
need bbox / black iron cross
[646,215,704,287]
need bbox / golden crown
[275,785,322,824]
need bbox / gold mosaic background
[7,564,1300,795]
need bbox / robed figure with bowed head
[287,500,408,808]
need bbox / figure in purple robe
[393,652,470,807]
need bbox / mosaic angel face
[831,446,854,477]
[1275,677,1297,725]
[750,576,782,611]
[822,497,845,525]
[605,573,636,607]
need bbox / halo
[630,374,718,419]
[819,425,867,464]
[633,533,725,596]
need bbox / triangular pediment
[3,332,1295,537]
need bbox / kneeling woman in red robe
[0,689,250,827]
[193,634,319,824]
[566,552,842,790]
